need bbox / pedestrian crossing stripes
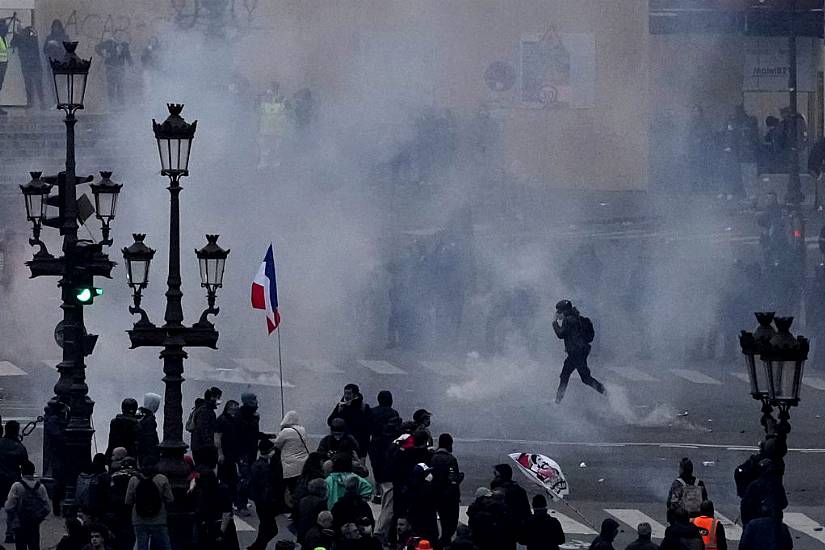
[234,517,255,532]
[0,361,27,376]
[670,368,723,385]
[358,360,407,375]
[605,509,667,539]
[605,366,657,382]
[785,513,825,544]
[803,376,825,391]
[716,512,743,541]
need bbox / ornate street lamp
[124,104,228,547]
[90,172,122,245]
[740,312,808,441]
[153,104,197,178]
[19,172,52,258]
[48,42,90,114]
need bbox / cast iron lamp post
[19,42,121,514]
[122,103,229,548]
[739,311,808,459]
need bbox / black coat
[519,512,565,550]
[303,525,334,550]
[317,434,360,460]
[552,309,589,353]
[739,517,793,550]
[327,397,372,457]
[491,479,531,538]
[659,522,703,550]
[136,408,159,463]
[106,414,140,459]
[237,406,262,464]
[296,493,328,543]
[467,496,509,550]
[430,448,462,499]
[367,405,401,483]
[331,493,374,533]
[741,470,788,526]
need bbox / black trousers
[249,502,278,550]
[436,496,459,549]
[556,348,605,401]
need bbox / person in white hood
[274,411,309,490]
[137,392,162,464]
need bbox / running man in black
[552,300,606,403]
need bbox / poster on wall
[743,37,818,93]
[520,27,595,108]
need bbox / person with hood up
[5,460,50,550]
[106,398,140,460]
[660,508,703,550]
[303,510,335,550]
[325,453,373,509]
[190,388,220,467]
[666,458,707,524]
[137,393,161,465]
[327,383,372,461]
[519,494,565,550]
[295,478,328,545]
[624,522,658,550]
[552,300,605,403]
[590,518,620,550]
[368,391,401,496]
[274,410,309,493]
[43,19,68,60]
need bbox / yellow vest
[0,37,8,63]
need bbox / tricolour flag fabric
[251,244,280,334]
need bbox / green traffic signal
[75,287,103,304]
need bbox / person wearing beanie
[625,522,659,550]
[519,493,565,550]
[490,463,531,548]
[590,518,620,550]
[136,393,161,465]
[431,433,463,548]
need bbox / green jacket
[325,472,372,509]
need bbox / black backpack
[580,316,595,343]
[134,475,162,518]
[18,481,49,524]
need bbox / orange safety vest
[692,515,719,550]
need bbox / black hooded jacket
[552,307,589,353]
[327,395,372,456]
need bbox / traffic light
[74,286,103,304]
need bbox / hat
[259,439,275,454]
[532,494,547,509]
[330,418,347,433]
[416,540,433,550]
[555,299,573,313]
[241,392,258,407]
[413,409,432,423]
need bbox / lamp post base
[157,442,194,550]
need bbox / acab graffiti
[64,9,170,42]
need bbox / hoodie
[137,393,161,462]
[275,411,309,478]
[325,472,372,509]
[5,476,51,524]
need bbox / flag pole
[277,326,285,419]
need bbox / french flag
[251,244,281,334]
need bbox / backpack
[18,481,49,524]
[109,469,134,510]
[134,475,163,518]
[580,316,595,344]
[185,406,198,433]
[675,478,703,515]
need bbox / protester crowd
[0,380,795,550]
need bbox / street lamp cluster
[17,42,118,514]
[17,42,229,526]
[740,312,809,438]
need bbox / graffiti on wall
[168,0,260,33]
[63,10,170,42]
